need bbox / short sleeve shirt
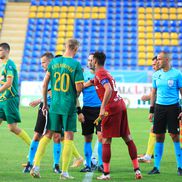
[47,56,84,115]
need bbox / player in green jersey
[30,39,84,180]
[0,42,31,147]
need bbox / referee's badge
[168,79,174,87]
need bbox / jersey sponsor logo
[168,79,174,87]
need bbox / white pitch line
[82,140,98,182]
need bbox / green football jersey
[48,56,84,115]
[0,59,19,101]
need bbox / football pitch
[0,107,181,182]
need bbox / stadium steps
[0,2,30,71]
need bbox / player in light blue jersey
[77,53,103,173]
[23,53,62,174]
[148,51,182,176]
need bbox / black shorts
[34,103,63,135]
[81,106,101,136]
[34,103,47,135]
[153,103,180,134]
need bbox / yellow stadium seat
[154,33,161,39]
[53,6,61,12]
[58,25,66,31]
[75,13,82,18]
[37,12,44,18]
[162,33,170,39]
[60,12,67,18]
[155,39,162,45]
[58,31,66,38]
[61,6,68,12]
[45,12,51,18]
[66,31,73,38]
[56,44,64,51]
[37,6,45,12]
[146,46,154,52]
[138,59,146,65]
[177,8,182,14]
[45,6,52,12]
[138,33,145,39]
[91,13,98,19]
[52,12,60,18]
[146,33,153,39]
[67,25,74,31]
[161,8,168,13]
[146,26,153,32]
[92,7,99,12]
[138,8,145,13]
[138,13,145,19]
[138,52,146,59]
[68,13,75,18]
[146,39,153,45]
[59,19,67,25]
[169,8,177,14]
[146,20,153,26]
[146,8,152,13]
[67,19,74,25]
[77,6,83,12]
[171,33,178,39]
[138,20,145,26]
[84,7,91,12]
[30,6,37,12]
[100,7,106,13]
[171,39,178,45]
[0,18,2,23]
[169,14,177,19]
[57,38,65,44]
[154,8,160,13]
[146,59,152,65]
[161,13,168,19]
[98,13,106,19]
[138,39,145,45]
[83,13,90,18]
[154,13,161,19]
[0,24,2,30]
[177,14,182,20]
[29,12,36,18]
[138,26,145,32]
[147,52,154,59]
[138,46,145,52]
[55,50,64,55]
[68,6,75,12]
[146,13,152,19]
[162,39,170,45]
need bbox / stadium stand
[1,0,182,81]
[0,0,6,33]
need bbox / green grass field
[0,107,181,182]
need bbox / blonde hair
[65,38,80,51]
